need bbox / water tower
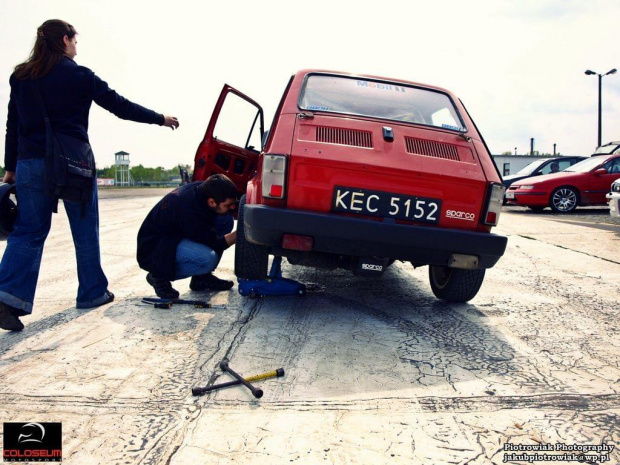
[114,151,132,187]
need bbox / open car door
[192,85,264,197]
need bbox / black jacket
[137,182,230,280]
[4,57,164,171]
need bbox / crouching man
[137,174,237,298]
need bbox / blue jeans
[174,214,234,280]
[0,158,109,313]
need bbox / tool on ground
[141,297,225,309]
[237,256,306,298]
[192,367,284,396]
[219,359,265,398]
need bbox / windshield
[564,156,608,173]
[299,74,466,131]
[514,159,548,176]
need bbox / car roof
[592,141,620,155]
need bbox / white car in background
[607,178,620,217]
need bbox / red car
[193,70,507,302]
[506,154,620,212]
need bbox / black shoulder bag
[33,82,95,217]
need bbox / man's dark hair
[200,174,237,203]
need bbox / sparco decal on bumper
[446,210,476,221]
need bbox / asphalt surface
[0,191,618,464]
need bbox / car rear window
[299,74,466,132]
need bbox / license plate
[331,186,441,224]
[505,191,515,199]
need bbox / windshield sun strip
[297,73,468,133]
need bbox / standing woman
[0,19,179,331]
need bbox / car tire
[234,195,269,280]
[428,265,486,302]
[550,187,579,213]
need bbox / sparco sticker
[446,210,476,221]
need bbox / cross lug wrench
[219,359,264,398]
[192,368,284,396]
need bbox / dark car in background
[502,156,585,193]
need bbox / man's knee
[205,249,220,272]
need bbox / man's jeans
[174,214,234,280]
[0,158,109,313]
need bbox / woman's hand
[163,115,179,130]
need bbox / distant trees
[0,164,192,183]
[96,164,192,182]
[499,151,562,156]
[96,166,116,179]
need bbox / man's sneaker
[146,273,180,299]
[190,273,234,292]
[0,302,24,332]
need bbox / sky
[1,0,620,170]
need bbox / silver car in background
[607,178,620,217]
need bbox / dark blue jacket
[137,182,230,280]
[4,57,164,172]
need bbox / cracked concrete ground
[0,191,618,464]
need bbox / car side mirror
[594,168,608,175]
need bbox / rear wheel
[428,265,486,302]
[550,187,579,213]
[234,195,269,280]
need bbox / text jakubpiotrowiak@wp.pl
[503,442,615,463]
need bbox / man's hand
[163,115,179,130]
[225,230,237,246]
[2,171,15,184]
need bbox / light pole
[585,68,617,147]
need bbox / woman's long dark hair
[13,19,77,80]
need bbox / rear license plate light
[448,254,479,269]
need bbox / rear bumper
[244,205,507,269]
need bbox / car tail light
[484,183,505,226]
[262,155,287,199]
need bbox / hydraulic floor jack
[237,257,306,299]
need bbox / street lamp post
[585,68,617,147]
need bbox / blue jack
[237,257,306,299]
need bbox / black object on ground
[219,359,265,398]
[141,297,225,309]
[192,367,284,396]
